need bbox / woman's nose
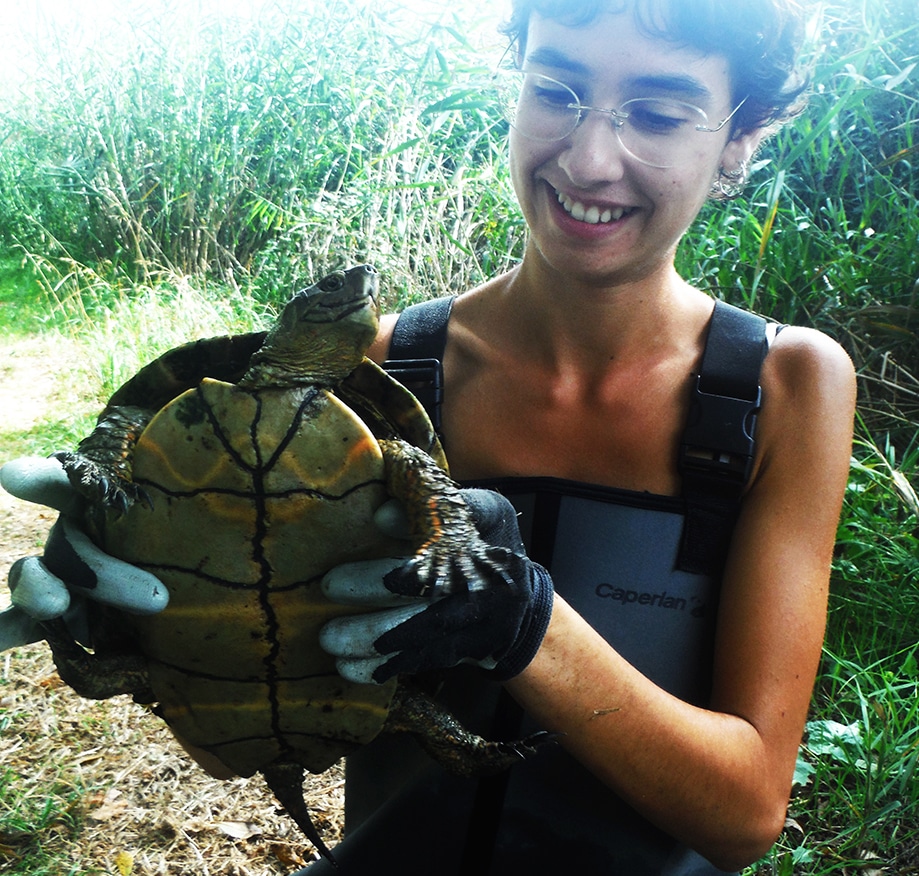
[556,110,628,186]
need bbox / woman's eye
[534,87,573,107]
[531,86,575,109]
[523,74,578,109]
[628,103,692,134]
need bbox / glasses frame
[494,67,748,169]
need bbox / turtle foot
[262,761,338,867]
[41,618,152,701]
[385,684,553,778]
[391,540,516,600]
[53,451,152,516]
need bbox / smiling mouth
[556,190,632,225]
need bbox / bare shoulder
[367,312,400,364]
[752,324,856,485]
[768,323,853,378]
[763,324,856,415]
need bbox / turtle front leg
[54,405,155,515]
[379,438,514,598]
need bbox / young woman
[2,1,855,873]
[306,1,855,873]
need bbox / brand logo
[594,583,707,618]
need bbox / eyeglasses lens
[495,70,711,169]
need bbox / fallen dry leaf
[217,821,262,840]
[113,850,134,875]
[88,789,129,821]
[272,842,308,868]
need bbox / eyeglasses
[494,69,747,169]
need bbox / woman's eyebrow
[625,73,713,101]
[522,46,590,77]
[522,48,714,103]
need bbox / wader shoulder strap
[384,295,770,575]
[677,300,768,574]
[383,296,454,438]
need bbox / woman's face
[510,10,758,289]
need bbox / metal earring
[710,159,749,200]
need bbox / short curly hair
[501,0,808,134]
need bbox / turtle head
[241,265,380,387]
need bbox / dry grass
[1,645,345,875]
[0,334,344,876]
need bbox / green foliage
[0,765,88,875]
[0,256,51,334]
[0,0,520,307]
[759,430,919,872]
[680,0,919,445]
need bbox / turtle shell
[72,264,448,779]
[95,359,444,777]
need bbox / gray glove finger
[321,557,414,606]
[334,655,391,685]
[9,556,71,619]
[319,602,426,658]
[0,605,45,651]
[45,518,169,615]
[8,557,92,646]
[0,456,84,517]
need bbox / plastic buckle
[678,376,762,494]
[382,358,444,434]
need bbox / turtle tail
[261,761,338,868]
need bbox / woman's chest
[441,364,695,493]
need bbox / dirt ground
[0,334,344,875]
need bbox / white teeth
[556,190,626,225]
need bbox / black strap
[676,300,768,574]
[388,296,454,360]
[383,297,454,439]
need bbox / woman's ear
[711,128,766,199]
[721,127,765,175]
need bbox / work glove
[0,456,168,651]
[319,488,554,685]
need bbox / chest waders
[297,297,771,876]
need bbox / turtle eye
[319,273,346,292]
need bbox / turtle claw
[394,540,517,599]
[53,451,152,516]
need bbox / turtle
[43,264,544,865]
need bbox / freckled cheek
[658,152,720,198]
[510,132,559,177]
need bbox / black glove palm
[320,488,554,684]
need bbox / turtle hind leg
[41,618,153,701]
[262,761,338,868]
[384,684,553,779]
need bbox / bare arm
[506,327,856,871]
